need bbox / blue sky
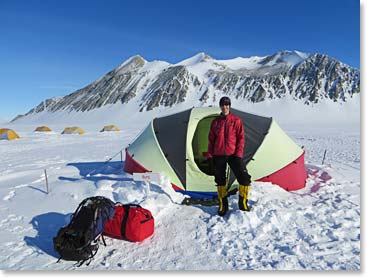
[0,0,360,120]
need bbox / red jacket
[207,112,245,158]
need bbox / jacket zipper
[224,117,227,156]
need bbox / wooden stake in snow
[44,169,49,194]
[322,150,327,165]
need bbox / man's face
[220,104,230,115]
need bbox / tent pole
[44,169,49,194]
[322,150,327,165]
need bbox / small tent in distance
[62,127,85,135]
[0,128,20,140]
[34,126,52,132]
[100,125,121,132]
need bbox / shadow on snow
[58,161,133,185]
[24,212,72,258]
[24,162,134,257]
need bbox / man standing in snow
[207,96,251,216]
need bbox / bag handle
[121,205,130,239]
[116,202,141,208]
[119,204,143,239]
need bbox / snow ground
[0,122,360,271]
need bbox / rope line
[85,147,125,177]
[73,124,149,178]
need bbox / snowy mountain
[12,50,360,122]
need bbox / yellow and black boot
[239,184,251,211]
[217,185,228,216]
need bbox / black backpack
[53,196,115,266]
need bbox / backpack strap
[69,198,90,225]
[101,234,107,247]
[76,245,99,267]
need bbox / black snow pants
[213,155,251,186]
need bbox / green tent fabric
[124,107,306,198]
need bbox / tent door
[192,115,239,190]
[192,115,217,176]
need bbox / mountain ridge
[12,50,360,122]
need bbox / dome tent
[0,128,20,140]
[34,126,52,132]
[124,107,307,198]
[61,127,85,135]
[100,125,121,132]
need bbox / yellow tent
[61,127,85,135]
[34,126,52,132]
[0,128,20,140]
[100,125,121,132]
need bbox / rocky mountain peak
[115,54,147,74]
[259,50,310,67]
[13,50,360,122]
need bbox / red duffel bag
[103,204,154,242]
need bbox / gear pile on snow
[53,196,154,266]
